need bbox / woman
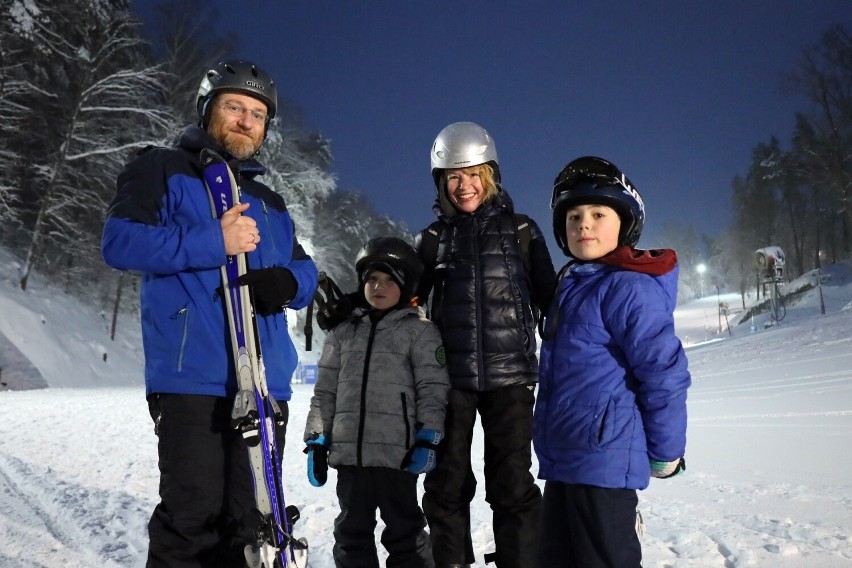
[415,121,556,568]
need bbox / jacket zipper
[473,217,485,389]
[357,319,378,466]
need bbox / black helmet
[196,60,277,128]
[551,156,645,254]
[355,237,424,305]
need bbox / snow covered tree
[311,189,412,292]
[142,0,236,127]
[2,0,174,291]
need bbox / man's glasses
[550,157,633,209]
[218,101,270,124]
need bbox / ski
[201,148,308,568]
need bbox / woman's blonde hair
[445,163,498,204]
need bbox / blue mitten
[401,428,442,474]
[650,457,685,479]
[304,434,329,487]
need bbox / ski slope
[0,252,850,567]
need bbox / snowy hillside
[1,251,851,567]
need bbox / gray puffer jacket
[304,306,449,469]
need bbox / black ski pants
[539,482,641,568]
[145,393,288,568]
[333,465,434,568]
[423,385,541,568]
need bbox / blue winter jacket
[101,126,318,401]
[533,260,690,490]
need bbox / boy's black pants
[539,482,641,568]
[423,385,541,567]
[146,393,287,568]
[333,466,433,568]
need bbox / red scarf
[597,245,678,276]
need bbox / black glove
[237,267,297,316]
[304,434,329,487]
[315,291,359,331]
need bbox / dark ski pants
[539,482,641,568]
[423,386,541,568]
[333,465,434,568]
[145,393,288,568]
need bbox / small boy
[303,236,449,568]
[533,156,691,567]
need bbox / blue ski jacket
[101,126,318,401]
[533,258,690,490]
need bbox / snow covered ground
[1,250,851,567]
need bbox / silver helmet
[430,121,499,186]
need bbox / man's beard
[207,117,263,160]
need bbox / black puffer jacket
[415,188,556,392]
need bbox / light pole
[716,285,722,333]
[696,263,706,298]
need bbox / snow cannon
[755,246,785,280]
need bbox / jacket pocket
[510,280,534,352]
[590,393,616,449]
[169,306,190,372]
[401,392,412,448]
[261,200,278,255]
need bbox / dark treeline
[677,25,852,304]
[622,25,852,305]
[1,1,850,329]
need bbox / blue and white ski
[201,148,308,568]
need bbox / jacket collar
[178,125,267,179]
[433,185,516,224]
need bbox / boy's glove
[238,267,297,316]
[304,434,329,487]
[315,291,359,331]
[650,457,685,479]
[401,428,442,474]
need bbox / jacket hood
[598,246,677,276]
[568,257,681,313]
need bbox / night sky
[136,1,851,252]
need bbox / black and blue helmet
[550,156,645,254]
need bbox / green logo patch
[435,346,447,366]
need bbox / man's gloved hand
[401,428,442,474]
[304,434,329,487]
[650,457,685,479]
[238,267,297,316]
[315,291,359,331]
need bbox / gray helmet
[196,60,277,128]
[430,121,500,187]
